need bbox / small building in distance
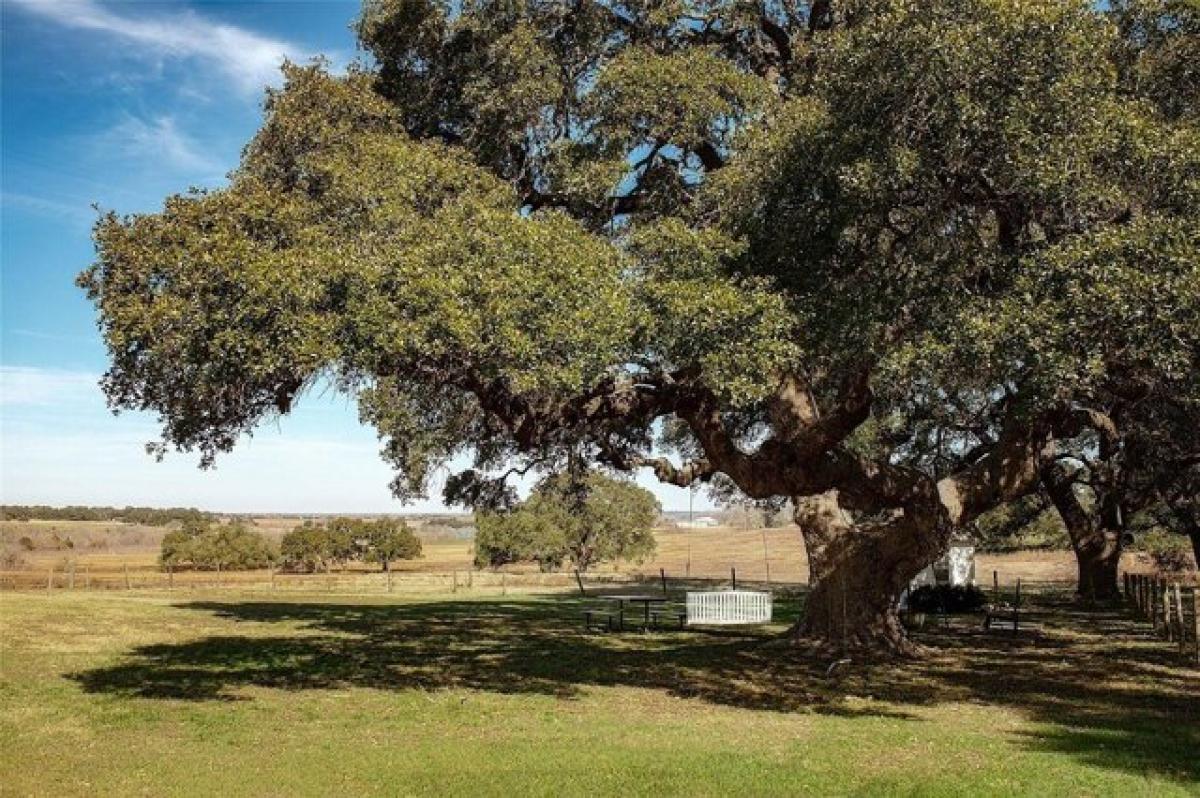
[677,516,720,529]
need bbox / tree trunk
[792,492,946,656]
[1071,529,1122,602]
[1042,471,1122,601]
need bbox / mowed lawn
[1,589,1197,797]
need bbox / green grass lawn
[1,588,1197,797]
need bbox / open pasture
[1,586,1197,797]
[2,518,1113,594]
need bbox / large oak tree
[81,0,1198,653]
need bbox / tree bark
[1072,530,1123,601]
[1042,470,1123,601]
[791,491,946,656]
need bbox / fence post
[1193,587,1200,666]
[68,562,76,590]
[1164,581,1175,642]
[452,570,459,594]
[84,565,91,590]
[1123,572,1131,604]
[123,563,130,591]
[1150,577,1159,633]
[575,569,586,597]
[659,568,668,596]
[731,567,737,591]
[1173,583,1185,654]
[761,529,771,585]
[1163,579,1173,639]
[501,573,507,596]
[467,569,473,589]
[46,566,54,591]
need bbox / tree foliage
[279,517,422,572]
[475,471,659,571]
[160,518,276,570]
[1,505,209,526]
[81,0,1199,647]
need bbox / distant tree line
[280,518,421,573]
[2,505,210,526]
[160,518,275,571]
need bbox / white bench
[685,590,772,625]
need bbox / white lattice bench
[685,590,773,626]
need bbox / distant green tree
[280,521,332,572]
[325,517,367,569]
[362,518,422,571]
[160,518,275,570]
[475,508,566,572]
[475,472,659,572]
[972,495,1070,553]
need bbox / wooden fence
[1124,572,1200,666]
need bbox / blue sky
[0,0,711,513]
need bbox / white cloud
[96,114,222,174]
[0,366,100,408]
[9,0,301,95]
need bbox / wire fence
[0,561,804,597]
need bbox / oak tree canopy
[80,0,1199,652]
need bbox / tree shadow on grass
[69,591,1199,783]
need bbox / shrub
[1136,529,1196,573]
[907,584,987,614]
[0,541,28,570]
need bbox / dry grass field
[2,514,1129,598]
[0,516,1158,594]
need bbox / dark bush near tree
[907,585,988,614]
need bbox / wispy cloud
[95,114,223,175]
[0,366,100,408]
[0,191,97,226]
[9,0,302,95]
[10,328,97,345]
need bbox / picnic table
[596,594,668,631]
